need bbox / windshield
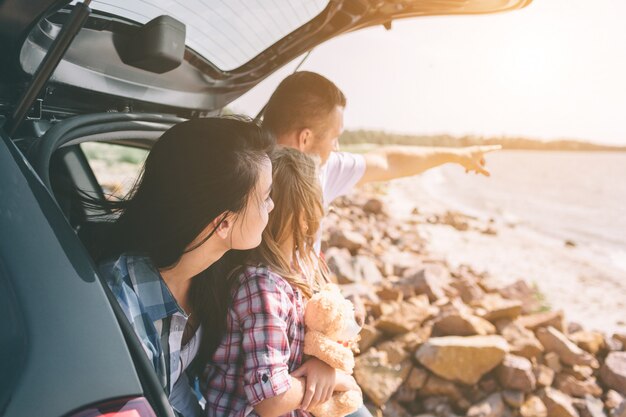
[77,0,329,70]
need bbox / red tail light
[69,397,157,417]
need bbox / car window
[81,142,148,199]
[74,0,329,70]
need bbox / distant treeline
[340,130,626,151]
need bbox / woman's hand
[291,357,336,411]
[334,372,361,393]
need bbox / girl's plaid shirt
[202,265,309,417]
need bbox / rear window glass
[76,0,329,70]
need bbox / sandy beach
[379,174,626,336]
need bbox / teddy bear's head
[304,283,361,341]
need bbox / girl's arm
[234,271,333,416]
[253,368,360,417]
[252,376,306,417]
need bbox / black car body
[0,1,531,416]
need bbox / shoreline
[377,176,626,335]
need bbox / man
[263,71,500,241]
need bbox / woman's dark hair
[93,117,273,369]
[263,71,346,137]
[98,117,273,266]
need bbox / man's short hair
[263,71,346,137]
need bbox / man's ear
[297,128,313,152]
[213,212,234,240]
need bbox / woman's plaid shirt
[202,265,308,417]
[99,254,202,417]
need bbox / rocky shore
[321,187,626,417]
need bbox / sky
[230,0,626,146]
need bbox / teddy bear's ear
[319,283,341,294]
[304,286,347,336]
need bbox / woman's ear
[213,212,234,241]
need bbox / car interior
[14,113,185,258]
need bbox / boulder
[466,392,505,417]
[418,375,465,402]
[534,364,556,387]
[499,321,544,359]
[415,335,509,385]
[536,326,600,368]
[600,352,626,396]
[443,211,470,232]
[376,298,433,335]
[328,229,367,253]
[569,330,606,355]
[614,333,626,347]
[393,384,417,403]
[353,255,384,285]
[613,400,626,417]
[605,335,625,352]
[517,310,566,332]
[573,395,607,417]
[325,247,355,284]
[376,340,409,365]
[363,198,385,215]
[540,387,580,417]
[545,351,564,373]
[380,250,422,277]
[502,390,525,408]
[555,374,603,398]
[520,395,548,417]
[451,276,485,304]
[605,390,624,410]
[393,322,433,353]
[401,265,451,302]
[382,401,411,417]
[497,354,537,392]
[339,282,379,304]
[497,280,542,314]
[433,312,496,337]
[358,324,382,352]
[354,349,412,407]
[480,377,500,395]
[376,286,403,302]
[473,293,523,322]
[422,396,454,415]
[407,367,429,390]
[564,365,594,381]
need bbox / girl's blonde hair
[253,147,328,298]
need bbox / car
[0,1,531,416]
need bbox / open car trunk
[0,0,532,124]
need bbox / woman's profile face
[229,156,274,249]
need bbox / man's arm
[356,145,501,186]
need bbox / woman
[97,117,274,417]
[201,147,361,417]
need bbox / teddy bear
[303,283,363,417]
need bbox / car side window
[81,142,148,199]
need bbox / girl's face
[228,156,274,249]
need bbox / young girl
[97,117,274,417]
[202,147,360,417]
